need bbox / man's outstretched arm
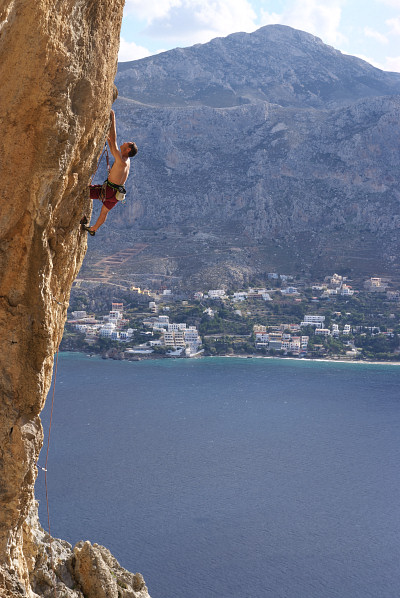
[107,110,121,159]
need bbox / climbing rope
[90,142,111,184]
[42,346,60,598]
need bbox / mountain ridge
[81,25,400,290]
[116,25,400,109]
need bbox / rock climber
[81,109,138,236]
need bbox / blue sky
[119,0,400,72]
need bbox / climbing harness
[105,179,127,202]
[90,143,127,204]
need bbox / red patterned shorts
[89,182,118,210]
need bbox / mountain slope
[116,25,400,109]
[81,25,400,290]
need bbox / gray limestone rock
[82,29,400,288]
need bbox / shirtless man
[82,110,138,236]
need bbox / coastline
[224,354,400,366]
[59,348,400,367]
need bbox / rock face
[0,1,150,596]
[80,25,400,290]
[24,507,150,598]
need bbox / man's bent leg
[90,204,110,232]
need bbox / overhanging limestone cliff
[0,2,150,596]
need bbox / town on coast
[61,271,400,363]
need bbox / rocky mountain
[116,25,400,109]
[81,25,400,291]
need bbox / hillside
[80,25,400,291]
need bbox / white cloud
[123,0,183,22]
[133,0,258,45]
[386,16,400,34]
[194,0,257,33]
[354,52,400,72]
[260,0,346,46]
[364,26,389,43]
[118,38,152,62]
[258,11,283,26]
[353,53,386,69]
[383,55,400,71]
[375,0,400,7]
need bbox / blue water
[36,354,400,598]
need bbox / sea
[36,353,400,598]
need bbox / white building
[254,325,267,333]
[108,310,123,323]
[149,301,158,313]
[364,277,388,292]
[325,273,345,286]
[387,291,400,301]
[280,324,301,333]
[71,310,87,319]
[153,321,169,331]
[163,331,175,346]
[340,285,354,296]
[111,302,123,312]
[304,315,325,323]
[170,331,186,347]
[168,323,187,332]
[184,327,200,343]
[100,323,116,337]
[208,289,226,299]
[255,333,269,346]
[289,337,301,353]
[233,292,247,302]
[162,326,200,350]
[315,328,331,336]
[301,336,309,350]
[301,315,325,328]
[120,330,133,341]
[332,324,340,337]
[152,315,170,331]
[321,289,338,298]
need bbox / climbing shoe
[81,225,95,236]
[80,217,95,235]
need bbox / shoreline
[59,348,400,367]
[222,354,400,366]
